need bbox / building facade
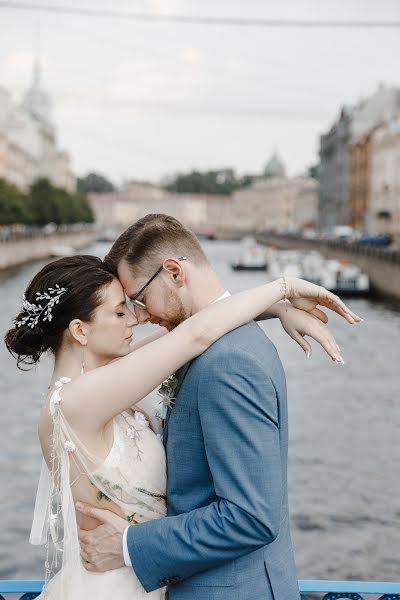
[351,84,400,144]
[318,107,352,230]
[0,55,75,192]
[89,182,232,232]
[349,132,373,231]
[89,153,317,234]
[232,174,318,233]
[369,118,400,238]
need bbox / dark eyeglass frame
[130,256,187,310]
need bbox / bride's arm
[64,278,357,430]
[63,279,287,429]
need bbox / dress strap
[49,377,72,415]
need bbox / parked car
[355,233,392,247]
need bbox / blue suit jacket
[127,321,300,600]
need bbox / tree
[67,192,94,223]
[30,178,94,225]
[0,178,94,226]
[30,178,63,224]
[77,172,116,194]
[164,169,254,195]
[0,179,32,225]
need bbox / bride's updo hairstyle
[5,255,114,369]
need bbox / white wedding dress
[30,377,167,599]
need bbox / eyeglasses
[130,256,187,310]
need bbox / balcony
[0,580,400,599]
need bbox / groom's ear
[163,258,186,288]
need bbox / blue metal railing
[1,580,400,599]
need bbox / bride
[5,254,360,599]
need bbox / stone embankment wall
[0,231,97,270]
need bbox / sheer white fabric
[30,378,167,599]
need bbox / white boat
[305,259,370,296]
[231,237,268,271]
[270,250,370,296]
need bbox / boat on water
[307,259,370,297]
[231,237,269,271]
[269,250,370,296]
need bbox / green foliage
[164,169,255,195]
[77,172,115,194]
[0,177,94,225]
[30,178,58,225]
[0,179,33,225]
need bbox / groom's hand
[76,502,129,572]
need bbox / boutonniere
[157,374,179,420]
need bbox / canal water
[0,240,399,585]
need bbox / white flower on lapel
[158,374,178,409]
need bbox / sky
[1,0,400,186]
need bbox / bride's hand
[284,277,363,325]
[276,302,344,363]
[287,297,329,323]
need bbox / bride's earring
[81,351,85,375]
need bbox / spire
[33,23,41,86]
[22,24,52,125]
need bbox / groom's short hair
[105,214,209,275]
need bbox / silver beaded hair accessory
[14,285,67,329]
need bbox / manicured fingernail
[306,350,311,359]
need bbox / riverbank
[0,230,98,270]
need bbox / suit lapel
[163,361,192,446]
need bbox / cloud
[182,47,204,67]
[147,0,182,14]
[107,49,205,106]
[0,51,33,94]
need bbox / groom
[78,213,302,599]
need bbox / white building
[0,53,75,192]
[89,182,232,231]
[352,84,400,144]
[369,117,400,238]
[89,154,318,234]
[232,153,318,232]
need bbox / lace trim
[44,376,72,593]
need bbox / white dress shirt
[123,290,231,567]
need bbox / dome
[263,151,286,178]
